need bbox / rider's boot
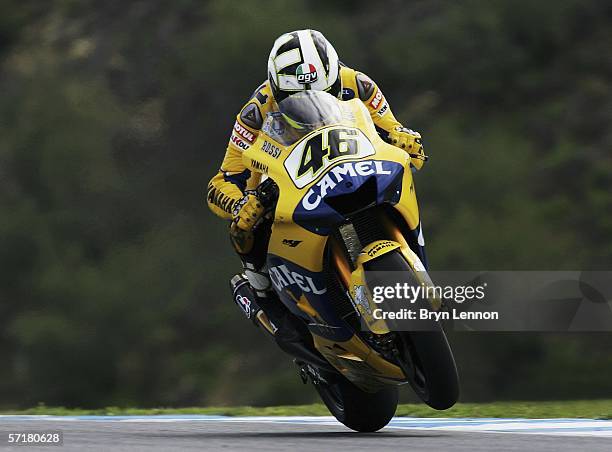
[230,271,307,342]
[230,274,276,335]
[229,215,308,342]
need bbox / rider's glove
[232,193,264,231]
[388,126,428,170]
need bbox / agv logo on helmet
[296,63,318,84]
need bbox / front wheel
[395,330,459,409]
[365,250,460,410]
[314,375,398,432]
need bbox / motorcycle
[231,90,459,432]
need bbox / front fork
[329,212,440,336]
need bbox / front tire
[365,250,460,410]
[395,330,459,409]
[314,375,398,432]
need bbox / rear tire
[314,375,398,432]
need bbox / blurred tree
[0,0,610,408]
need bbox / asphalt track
[1,415,611,451]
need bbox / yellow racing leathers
[207,65,425,220]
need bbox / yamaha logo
[296,63,318,84]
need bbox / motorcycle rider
[207,29,427,335]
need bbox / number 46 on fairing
[284,126,376,188]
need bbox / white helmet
[267,29,341,103]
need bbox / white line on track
[1,415,611,437]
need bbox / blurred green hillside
[0,0,611,408]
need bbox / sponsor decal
[365,240,398,257]
[231,133,250,151]
[261,140,281,158]
[250,159,268,173]
[282,239,302,247]
[272,118,286,135]
[341,87,355,100]
[270,265,327,295]
[262,114,286,138]
[240,102,263,129]
[296,63,318,84]
[285,126,376,188]
[370,90,384,109]
[207,185,236,213]
[300,160,392,211]
[352,284,372,315]
[234,121,255,143]
[356,74,375,100]
[235,294,252,318]
[376,102,388,117]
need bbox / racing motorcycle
[231,91,459,432]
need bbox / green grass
[3,400,611,419]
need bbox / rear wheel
[314,374,398,432]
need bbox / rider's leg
[229,219,305,340]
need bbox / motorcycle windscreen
[262,91,344,146]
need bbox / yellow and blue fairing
[242,91,421,342]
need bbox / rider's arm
[207,147,251,220]
[352,70,427,170]
[354,71,402,134]
[207,86,269,219]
